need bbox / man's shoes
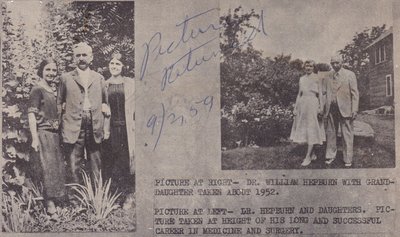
[344,163,352,168]
[325,158,335,165]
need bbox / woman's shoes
[301,153,317,167]
[46,200,57,215]
[123,192,135,210]
[301,157,312,166]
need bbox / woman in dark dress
[103,52,135,209]
[28,59,66,212]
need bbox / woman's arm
[28,113,39,151]
[56,76,66,121]
[293,77,302,116]
[28,86,42,151]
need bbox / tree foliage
[339,25,386,109]
[42,1,135,76]
[2,3,33,164]
[220,6,261,58]
[220,7,305,148]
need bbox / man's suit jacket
[57,69,107,144]
[322,68,359,118]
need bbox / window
[386,74,393,96]
[380,45,386,62]
[375,44,386,64]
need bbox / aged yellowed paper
[1,0,399,236]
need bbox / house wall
[367,34,394,108]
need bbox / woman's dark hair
[107,51,129,77]
[37,58,58,78]
[110,52,127,65]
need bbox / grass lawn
[222,114,395,169]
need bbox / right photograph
[220,0,395,169]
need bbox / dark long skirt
[102,124,135,195]
[31,129,66,200]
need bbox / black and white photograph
[221,0,395,170]
[1,0,135,232]
[1,0,399,236]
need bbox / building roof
[365,26,393,49]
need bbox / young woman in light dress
[290,60,325,166]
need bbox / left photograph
[1,1,135,232]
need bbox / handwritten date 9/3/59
[147,95,214,150]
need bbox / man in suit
[57,42,110,185]
[323,55,359,167]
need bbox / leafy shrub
[27,206,135,232]
[1,191,32,232]
[220,52,301,149]
[222,95,294,149]
[1,182,44,232]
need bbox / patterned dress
[290,74,325,145]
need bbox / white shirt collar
[76,67,91,76]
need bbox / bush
[1,169,135,232]
[220,50,301,150]
[1,182,44,232]
[222,96,293,149]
